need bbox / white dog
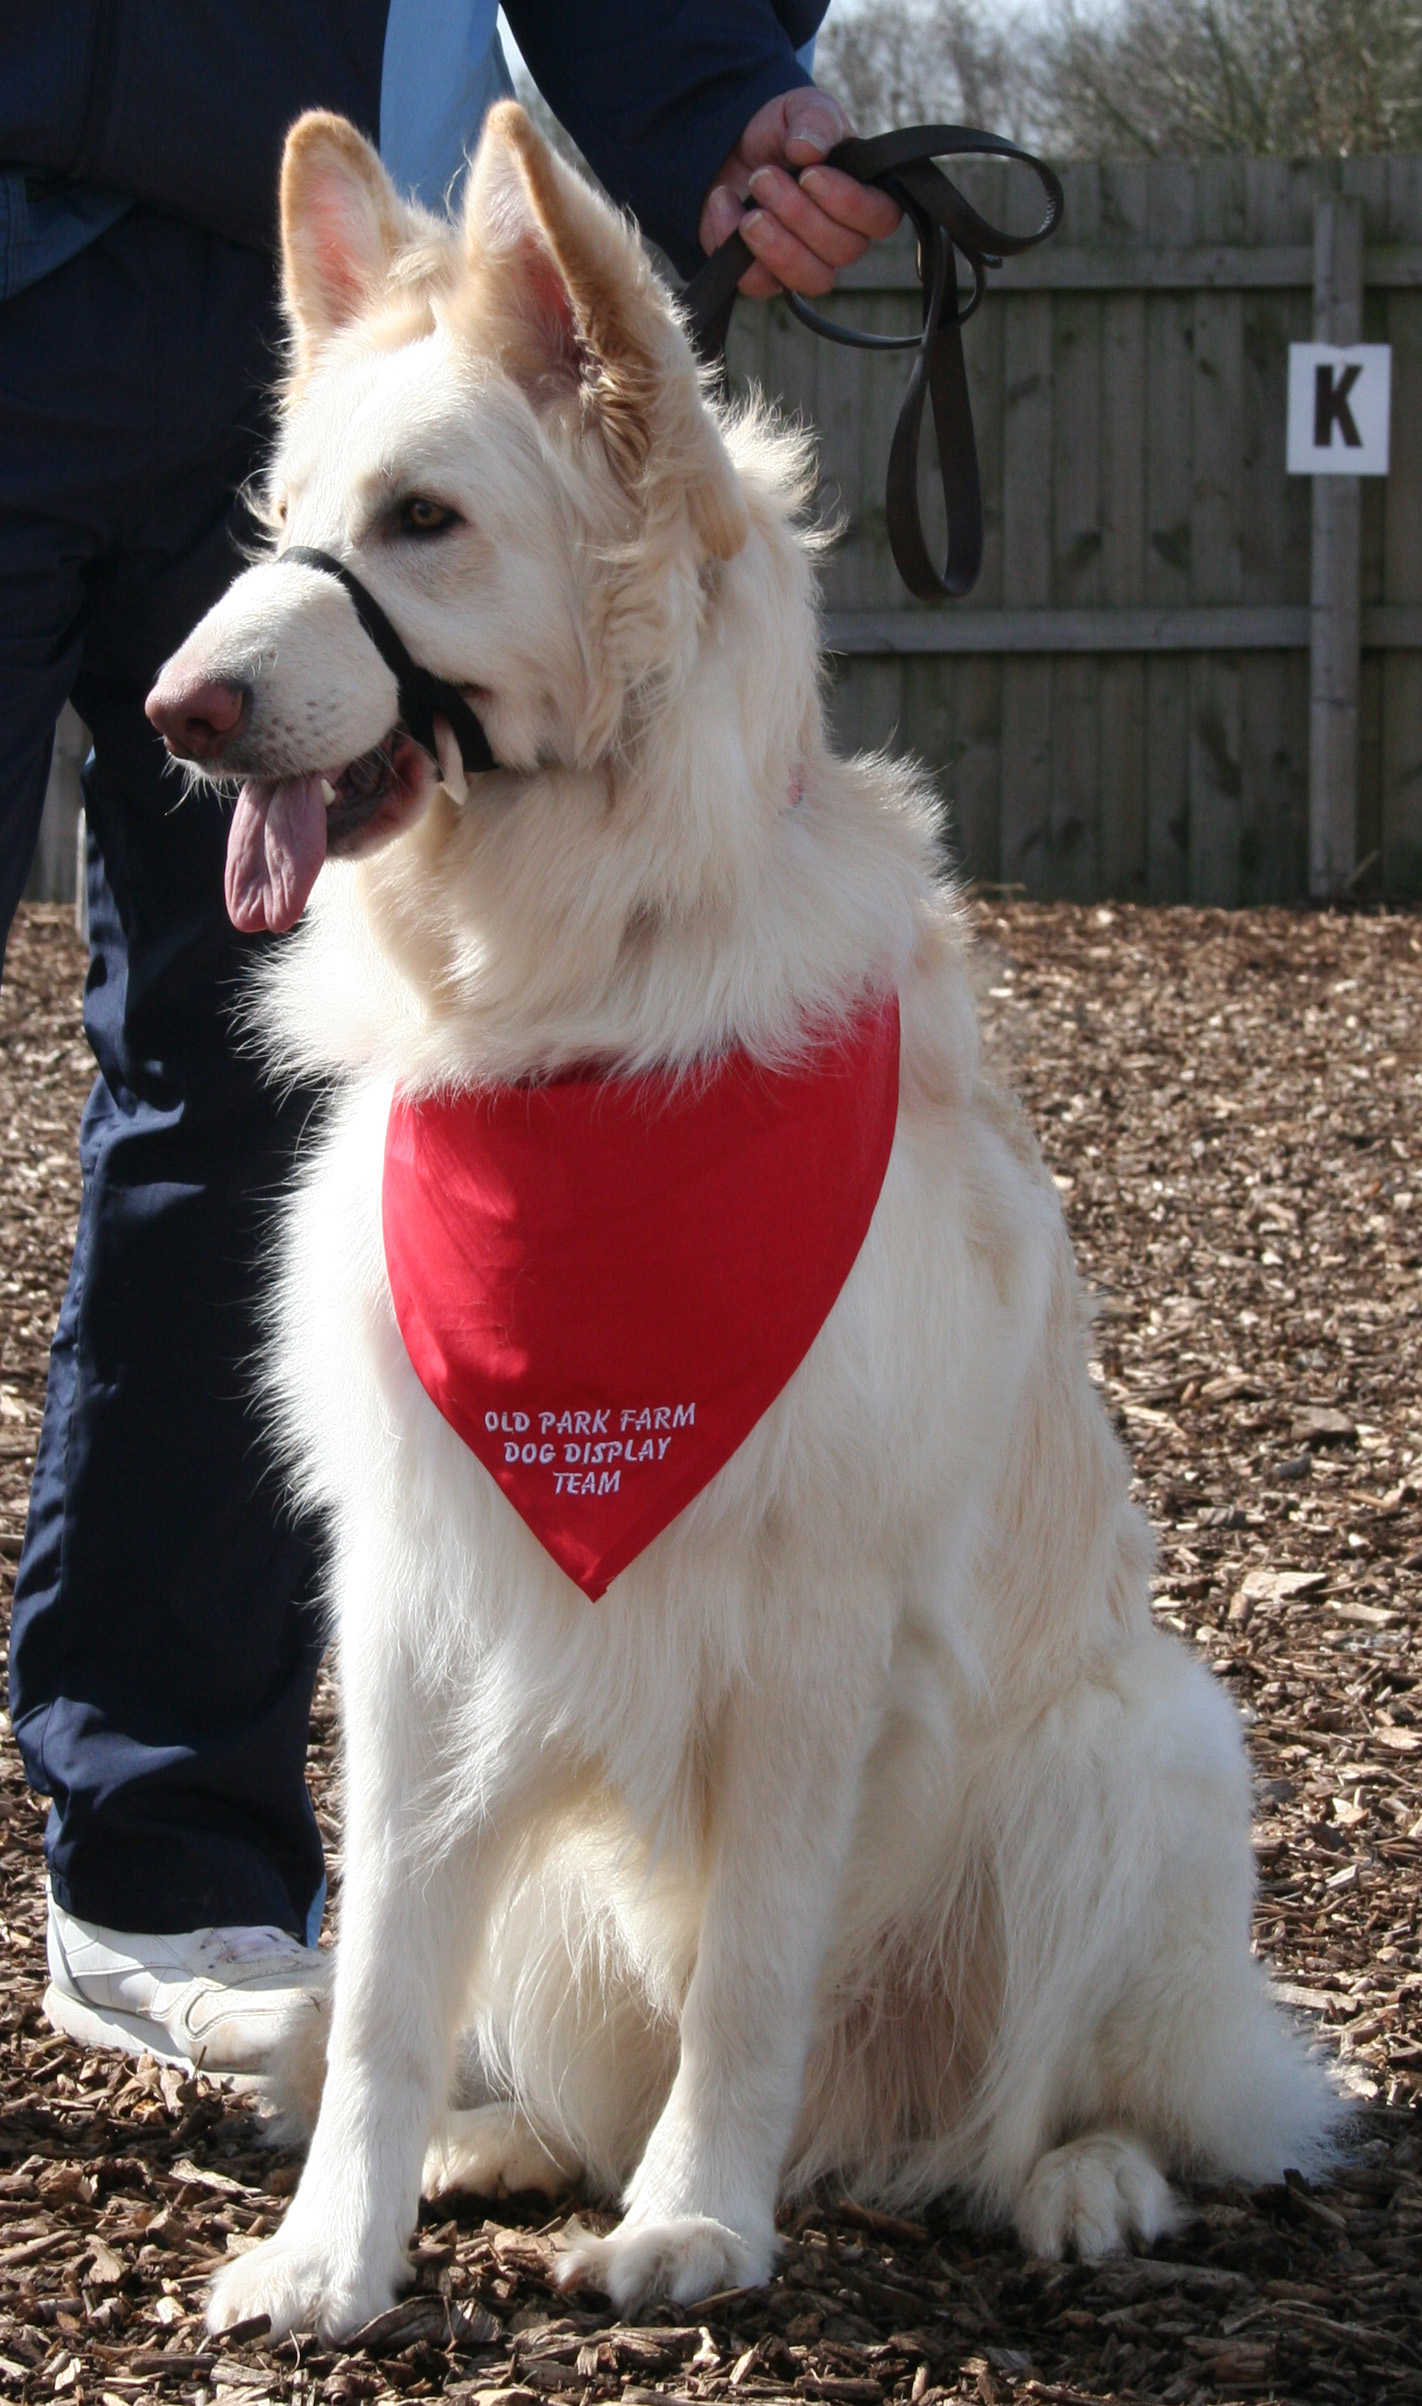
[146,101,1336,2341]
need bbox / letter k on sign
[1287,343,1391,475]
[1314,361,1362,449]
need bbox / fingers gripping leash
[681,125,1063,602]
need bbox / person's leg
[3,207,327,1946]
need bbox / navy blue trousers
[2,206,326,1939]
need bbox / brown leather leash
[682,125,1063,600]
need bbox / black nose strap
[280,545,497,775]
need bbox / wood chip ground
[0,899,1418,2406]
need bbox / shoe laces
[193,1925,308,1973]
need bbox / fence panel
[723,153,1422,901]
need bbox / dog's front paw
[557,2215,772,2312]
[1015,2131,1181,2261]
[207,2226,403,2341]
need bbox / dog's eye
[399,497,456,536]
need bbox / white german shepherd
[147,102,1335,2341]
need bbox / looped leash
[282,545,497,773]
[682,125,1063,601]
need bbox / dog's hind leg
[423,2103,579,2201]
[1013,2130,1179,2258]
[460,1816,684,2203]
[972,1634,1339,2256]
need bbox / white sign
[1287,344,1391,475]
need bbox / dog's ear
[281,112,411,376]
[463,104,749,560]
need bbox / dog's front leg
[207,1819,478,2336]
[561,1600,884,2311]
[207,1604,538,2341]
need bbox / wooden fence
[724,154,1422,903]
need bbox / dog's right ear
[280,112,409,378]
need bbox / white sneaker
[45,1890,331,2074]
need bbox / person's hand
[698,88,901,299]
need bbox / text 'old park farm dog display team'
[142,101,1339,2343]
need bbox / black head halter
[681,124,1063,601]
[281,545,497,774]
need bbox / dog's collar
[280,546,497,776]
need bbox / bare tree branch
[816,0,1422,159]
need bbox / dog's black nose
[145,674,248,761]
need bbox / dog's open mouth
[225,731,429,935]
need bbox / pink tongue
[225,776,330,934]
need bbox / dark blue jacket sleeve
[505,0,823,279]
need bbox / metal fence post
[1308,195,1364,901]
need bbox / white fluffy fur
[157,104,1338,2341]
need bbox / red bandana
[382,996,899,1597]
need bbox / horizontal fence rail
[856,243,1422,292]
[725,153,1422,904]
[824,607,1422,653]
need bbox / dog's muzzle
[281,547,497,775]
